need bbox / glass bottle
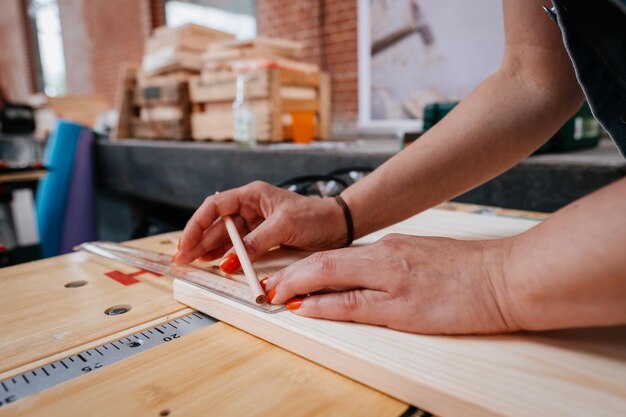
[232,73,256,147]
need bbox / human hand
[263,233,520,335]
[174,181,347,269]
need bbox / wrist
[481,238,524,332]
[318,196,349,249]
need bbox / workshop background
[1,0,624,266]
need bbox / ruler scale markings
[155,327,164,334]
[0,312,216,407]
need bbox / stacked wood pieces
[113,25,234,140]
[142,24,234,76]
[189,37,331,142]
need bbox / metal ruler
[0,312,216,408]
[78,242,284,314]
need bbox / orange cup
[291,112,315,144]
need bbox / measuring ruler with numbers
[0,312,216,407]
[77,242,284,313]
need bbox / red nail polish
[267,288,276,303]
[286,297,305,311]
[260,277,269,291]
[219,253,241,274]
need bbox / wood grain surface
[175,209,626,417]
[1,323,406,417]
[0,232,409,416]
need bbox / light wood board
[2,323,405,417]
[0,170,47,184]
[175,208,626,417]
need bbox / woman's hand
[174,181,347,266]
[264,233,520,335]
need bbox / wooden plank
[281,99,318,113]
[174,209,626,417]
[47,95,110,128]
[318,72,331,139]
[111,63,138,140]
[280,70,320,87]
[191,71,270,103]
[269,70,283,142]
[207,36,304,59]
[0,170,47,184]
[191,110,271,142]
[1,323,406,417]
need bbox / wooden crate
[189,68,330,142]
[113,66,192,140]
[132,80,191,140]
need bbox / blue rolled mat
[60,128,96,254]
[36,120,86,258]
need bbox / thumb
[221,216,286,265]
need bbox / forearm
[343,69,583,237]
[499,178,626,330]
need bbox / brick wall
[0,0,35,102]
[57,0,161,104]
[256,0,358,124]
[1,0,359,124]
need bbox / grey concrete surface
[95,138,626,214]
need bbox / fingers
[220,215,287,264]
[267,248,389,304]
[179,189,245,255]
[198,244,231,262]
[175,215,247,264]
[286,290,395,326]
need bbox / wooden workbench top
[0,232,407,416]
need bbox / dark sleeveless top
[550,0,626,157]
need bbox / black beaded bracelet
[334,195,354,247]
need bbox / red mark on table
[105,269,162,286]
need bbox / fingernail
[177,240,181,250]
[267,288,276,303]
[260,277,269,291]
[219,253,240,274]
[286,297,305,311]
[171,252,180,262]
